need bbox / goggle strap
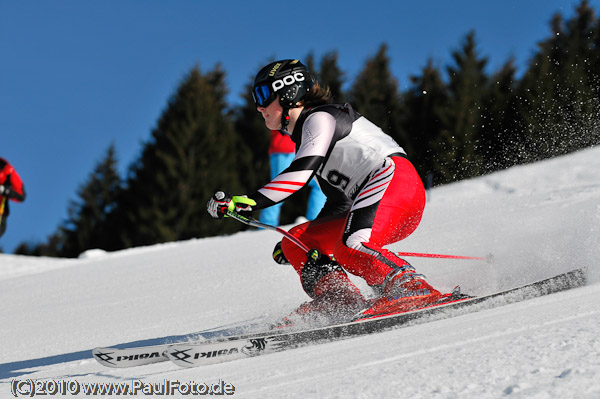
[281,108,291,131]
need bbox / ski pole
[0,196,6,227]
[225,210,311,253]
[226,211,492,264]
[395,251,494,263]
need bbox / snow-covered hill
[1,147,600,398]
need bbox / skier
[259,129,326,226]
[207,59,442,319]
[0,157,26,238]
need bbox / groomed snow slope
[1,146,600,398]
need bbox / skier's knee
[343,228,372,251]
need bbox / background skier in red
[0,158,27,238]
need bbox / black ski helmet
[252,59,314,130]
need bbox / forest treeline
[14,1,600,257]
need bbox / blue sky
[1,0,596,254]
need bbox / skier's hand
[207,191,232,219]
[207,192,257,219]
[272,241,290,265]
[230,195,256,217]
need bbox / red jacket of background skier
[0,158,26,202]
[0,157,26,236]
[268,129,296,154]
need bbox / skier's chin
[266,121,281,130]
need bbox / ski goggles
[252,83,277,107]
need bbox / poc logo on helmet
[272,72,306,92]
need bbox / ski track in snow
[1,146,600,398]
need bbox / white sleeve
[256,111,336,205]
[295,112,336,158]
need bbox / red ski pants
[281,156,426,296]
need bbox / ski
[93,344,169,368]
[165,267,586,368]
[92,315,267,368]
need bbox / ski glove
[207,191,257,219]
[272,241,290,265]
[0,185,10,197]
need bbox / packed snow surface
[1,147,600,398]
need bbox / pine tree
[559,1,600,150]
[318,51,346,103]
[14,232,64,257]
[111,65,250,249]
[349,44,412,155]
[401,59,449,184]
[13,146,121,257]
[58,145,122,257]
[304,52,316,75]
[517,2,600,163]
[478,59,520,173]
[435,31,489,183]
